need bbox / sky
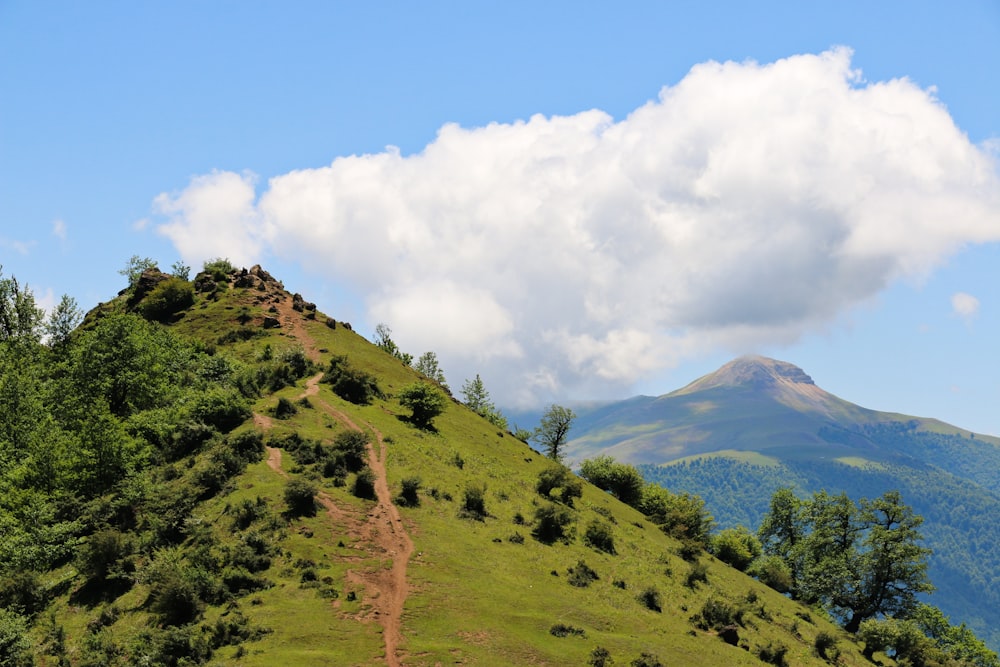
[2,1,999,435]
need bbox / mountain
[567,355,1000,649]
[0,266,893,666]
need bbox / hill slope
[567,355,1000,648]
[0,267,882,666]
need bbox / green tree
[0,608,32,667]
[44,293,82,350]
[579,455,645,507]
[460,374,507,429]
[398,382,446,429]
[373,323,413,364]
[710,526,762,571]
[170,260,191,281]
[0,269,44,344]
[757,487,807,593]
[640,484,713,546]
[119,255,157,289]
[533,404,575,462]
[414,351,447,387]
[841,491,933,632]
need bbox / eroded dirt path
[255,315,413,666]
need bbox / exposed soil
[255,301,414,666]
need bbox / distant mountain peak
[680,355,815,393]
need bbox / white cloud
[951,292,980,320]
[51,219,67,242]
[154,170,262,267]
[151,48,1000,405]
[0,237,34,255]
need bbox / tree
[533,404,575,461]
[44,294,82,350]
[841,491,933,632]
[640,484,713,546]
[579,455,644,507]
[710,526,762,571]
[0,268,44,344]
[757,487,807,594]
[414,351,447,387]
[119,255,157,289]
[460,374,507,429]
[374,323,412,364]
[170,260,191,281]
[398,382,446,429]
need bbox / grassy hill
[566,355,1000,650]
[0,264,885,666]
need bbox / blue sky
[2,1,999,434]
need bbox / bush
[756,641,788,667]
[579,456,645,508]
[584,520,616,555]
[202,257,235,281]
[272,396,298,419]
[149,571,203,626]
[139,277,195,322]
[536,465,582,506]
[0,609,33,667]
[567,560,600,588]
[333,430,369,472]
[549,623,586,637]
[710,527,762,572]
[589,646,613,667]
[322,355,382,404]
[284,479,317,517]
[190,387,252,432]
[458,485,488,520]
[630,651,664,667]
[813,631,838,661]
[0,571,46,618]
[398,382,446,429]
[77,530,133,583]
[397,477,421,507]
[747,555,793,594]
[637,586,662,612]
[696,597,743,630]
[532,502,573,544]
[353,467,376,500]
[684,561,708,588]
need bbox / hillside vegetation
[0,263,917,665]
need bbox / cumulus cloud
[150,48,1000,405]
[155,170,262,267]
[951,292,980,321]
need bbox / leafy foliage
[322,355,383,404]
[533,404,576,461]
[397,382,446,429]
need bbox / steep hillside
[567,355,1000,649]
[0,265,880,666]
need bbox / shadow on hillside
[70,576,133,608]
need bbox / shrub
[284,479,317,517]
[532,502,573,544]
[637,586,662,612]
[272,396,298,419]
[536,465,583,506]
[149,571,202,626]
[684,561,708,588]
[202,257,235,281]
[333,430,369,472]
[567,560,599,588]
[398,382,446,429]
[139,277,195,322]
[0,609,32,667]
[756,641,788,667]
[630,651,664,667]
[397,477,421,507]
[229,496,269,531]
[696,597,743,630]
[813,631,838,661]
[589,646,613,667]
[458,485,488,520]
[77,530,132,583]
[0,571,46,618]
[353,467,376,500]
[579,455,645,508]
[322,355,382,404]
[508,532,525,544]
[710,526,762,572]
[747,555,793,594]
[549,623,586,638]
[227,430,264,465]
[584,520,616,555]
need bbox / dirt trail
[256,304,413,666]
